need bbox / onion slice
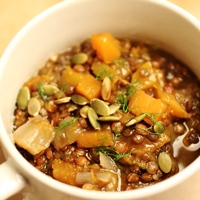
[13,115,55,155]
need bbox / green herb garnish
[117,94,129,112]
[38,82,48,102]
[94,146,132,161]
[56,117,78,129]
[57,83,68,99]
[137,112,165,135]
[125,82,139,96]
[96,68,114,80]
[117,82,139,113]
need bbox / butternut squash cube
[75,74,102,100]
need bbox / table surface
[0,0,200,200]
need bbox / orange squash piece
[52,159,82,185]
[24,75,50,89]
[91,33,121,63]
[158,91,188,118]
[76,129,114,148]
[75,74,102,100]
[59,66,87,87]
[128,90,167,119]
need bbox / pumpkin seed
[71,94,89,105]
[79,105,89,118]
[154,121,165,134]
[98,116,120,122]
[27,98,41,116]
[71,53,88,64]
[54,97,71,104]
[101,76,111,101]
[67,104,78,112]
[88,107,101,130]
[109,104,121,115]
[158,152,172,173]
[90,98,110,116]
[126,113,146,126]
[17,86,30,110]
[42,84,59,96]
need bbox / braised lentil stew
[13,33,200,191]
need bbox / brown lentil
[135,123,148,135]
[173,123,186,135]
[141,173,153,183]
[126,172,139,183]
[132,134,144,144]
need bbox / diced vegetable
[91,33,121,63]
[99,152,118,171]
[131,133,171,155]
[13,115,55,155]
[158,90,188,118]
[76,129,114,148]
[131,61,161,90]
[23,75,50,89]
[76,171,119,191]
[52,159,83,185]
[75,74,102,100]
[59,66,87,87]
[128,90,167,121]
[52,117,82,150]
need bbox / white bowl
[0,0,200,199]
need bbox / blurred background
[0,0,200,200]
[1,0,200,56]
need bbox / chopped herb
[136,112,165,135]
[117,94,129,112]
[57,83,68,99]
[96,69,114,80]
[117,82,139,113]
[56,117,78,129]
[95,146,132,161]
[113,58,126,66]
[99,137,108,146]
[125,82,139,96]
[38,82,48,102]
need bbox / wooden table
[0,1,200,200]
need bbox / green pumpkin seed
[42,84,59,96]
[71,53,88,64]
[154,121,165,134]
[98,116,120,122]
[101,76,111,101]
[126,113,146,126]
[79,105,89,118]
[88,107,101,130]
[17,86,30,110]
[71,94,89,105]
[158,152,172,173]
[90,98,110,116]
[54,97,71,104]
[67,104,78,112]
[27,98,41,116]
[109,104,121,115]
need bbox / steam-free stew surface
[13,33,200,191]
